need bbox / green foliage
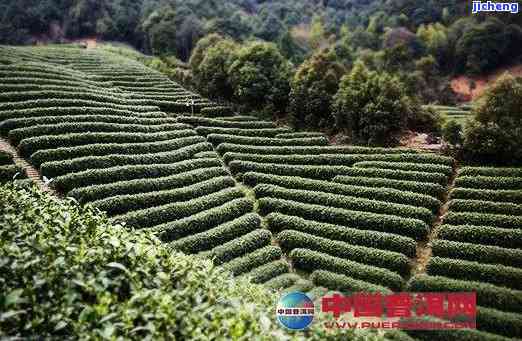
[289,248,405,291]
[90,177,235,217]
[407,105,445,136]
[208,134,328,147]
[258,197,430,240]
[463,74,522,165]
[427,256,522,290]
[53,158,221,193]
[227,41,291,114]
[9,122,187,146]
[448,199,522,216]
[476,307,522,339]
[217,143,417,156]
[455,18,522,74]
[0,105,161,120]
[189,33,224,72]
[310,270,391,294]
[333,167,449,186]
[432,239,522,268]
[113,187,244,229]
[156,198,254,242]
[0,89,148,106]
[264,273,301,291]
[206,229,273,266]
[40,143,211,178]
[177,116,274,129]
[171,213,261,255]
[275,132,326,139]
[244,172,441,213]
[0,164,25,183]
[444,211,522,229]
[408,274,522,313]
[240,260,290,284]
[332,61,412,146]
[0,183,372,339]
[450,187,522,204]
[19,130,193,158]
[199,106,234,117]
[417,23,450,62]
[196,127,290,138]
[459,166,522,177]
[0,114,178,136]
[353,161,453,176]
[194,39,239,101]
[442,119,463,146]
[224,152,451,168]
[142,5,177,55]
[222,245,282,276]
[31,136,205,167]
[438,224,522,249]
[0,150,13,165]
[266,213,417,258]
[68,167,228,204]
[455,175,522,190]
[288,50,346,130]
[254,184,434,224]
[230,161,361,182]
[277,230,410,276]
[333,176,445,199]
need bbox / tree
[463,73,522,164]
[255,13,285,42]
[455,18,517,74]
[189,33,224,73]
[142,5,177,56]
[194,39,239,101]
[289,49,346,130]
[205,11,253,41]
[416,23,449,59]
[332,61,412,146]
[277,30,306,65]
[309,14,326,49]
[228,41,292,114]
[442,120,463,146]
[176,15,204,61]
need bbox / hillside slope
[1,44,521,340]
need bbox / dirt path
[0,137,58,195]
[412,160,459,275]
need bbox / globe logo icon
[276,291,315,330]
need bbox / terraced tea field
[0,45,521,340]
[0,45,290,285]
[423,104,472,125]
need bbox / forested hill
[2,0,521,73]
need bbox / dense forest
[2,0,521,73]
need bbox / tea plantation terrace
[1,44,521,340]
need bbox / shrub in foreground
[0,183,380,339]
